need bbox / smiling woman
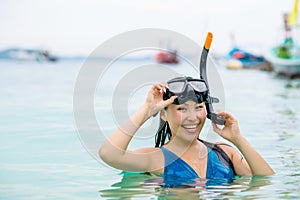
[99,31,274,187]
[99,76,274,187]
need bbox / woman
[99,76,274,185]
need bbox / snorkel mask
[163,32,225,125]
[163,77,209,105]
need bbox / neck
[166,137,200,152]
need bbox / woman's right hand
[143,83,177,118]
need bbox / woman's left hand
[211,112,242,144]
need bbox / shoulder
[201,140,234,154]
[200,140,236,161]
[131,147,164,162]
[216,143,252,176]
[215,142,241,160]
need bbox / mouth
[181,124,200,133]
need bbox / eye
[177,107,187,111]
[195,104,204,110]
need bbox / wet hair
[155,119,171,148]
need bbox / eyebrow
[181,102,203,106]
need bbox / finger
[155,83,163,90]
[212,122,222,135]
[221,112,236,123]
[159,83,167,93]
[216,112,234,123]
[215,111,226,118]
[158,82,167,88]
[156,83,168,94]
[162,96,177,107]
[152,84,165,94]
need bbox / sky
[1,0,298,56]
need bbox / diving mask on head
[163,77,209,105]
[163,32,225,125]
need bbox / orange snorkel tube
[200,32,225,125]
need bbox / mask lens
[189,80,207,92]
[168,81,185,93]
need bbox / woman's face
[163,100,206,142]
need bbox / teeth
[183,125,197,129]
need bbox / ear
[160,109,167,121]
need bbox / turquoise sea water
[1,59,300,199]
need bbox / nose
[186,109,198,122]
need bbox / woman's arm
[99,83,176,172]
[212,112,275,176]
[217,143,252,176]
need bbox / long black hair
[155,118,172,147]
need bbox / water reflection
[99,173,273,199]
[99,172,159,199]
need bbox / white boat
[265,46,300,77]
[264,0,300,78]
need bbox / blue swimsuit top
[160,142,236,186]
